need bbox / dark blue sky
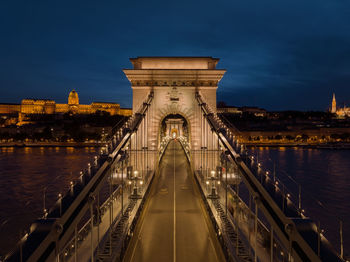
[0,0,349,111]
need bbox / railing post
[200,108,203,173]
[248,192,251,256]
[225,159,228,215]
[97,192,100,258]
[54,223,63,262]
[254,198,258,262]
[282,184,285,213]
[298,185,302,212]
[340,220,343,259]
[89,194,95,262]
[74,225,77,262]
[212,130,214,170]
[43,187,46,217]
[58,193,62,216]
[236,178,240,219]
[270,226,273,262]
[236,216,239,256]
[235,179,240,256]
[285,224,294,262]
[19,232,23,262]
[109,169,112,256]
[317,221,321,258]
[122,160,124,214]
[136,130,139,172]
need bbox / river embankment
[0,141,104,147]
[243,141,350,149]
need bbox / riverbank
[243,142,350,149]
[0,141,104,147]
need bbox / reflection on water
[249,147,350,255]
[0,147,99,256]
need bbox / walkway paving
[125,140,224,262]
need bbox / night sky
[1,0,350,111]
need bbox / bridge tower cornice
[123,69,226,89]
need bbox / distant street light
[58,193,62,216]
[129,169,141,199]
[208,170,219,199]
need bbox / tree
[0,132,10,139]
[42,126,53,140]
[286,135,294,140]
[301,134,309,141]
[340,133,350,140]
[274,135,282,140]
[217,101,227,108]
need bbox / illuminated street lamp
[43,187,48,218]
[58,193,62,216]
[129,170,142,199]
[70,181,74,192]
[207,170,219,199]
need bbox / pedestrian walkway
[124,140,224,262]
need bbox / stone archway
[159,113,189,142]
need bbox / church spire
[331,93,337,113]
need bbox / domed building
[67,90,79,113]
[68,90,79,105]
[0,90,132,125]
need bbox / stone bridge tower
[123,57,226,151]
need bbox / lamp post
[58,193,62,217]
[129,170,142,199]
[43,187,47,218]
[207,170,219,199]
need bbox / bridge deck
[124,140,224,262]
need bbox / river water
[248,146,350,256]
[0,146,99,257]
[0,146,349,257]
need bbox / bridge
[4,57,346,262]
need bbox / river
[248,146,350,256]
[0,146,99,257]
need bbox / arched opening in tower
[160,114,189,141]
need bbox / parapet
[129,57,219,70]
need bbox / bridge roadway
[124,140,224,262]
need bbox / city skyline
[1,1,350,111]
[0,86,347,113]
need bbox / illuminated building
[217,106,267,117]
[331,93,337,113]
[330,93,350,118]
[0,90,132,124]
